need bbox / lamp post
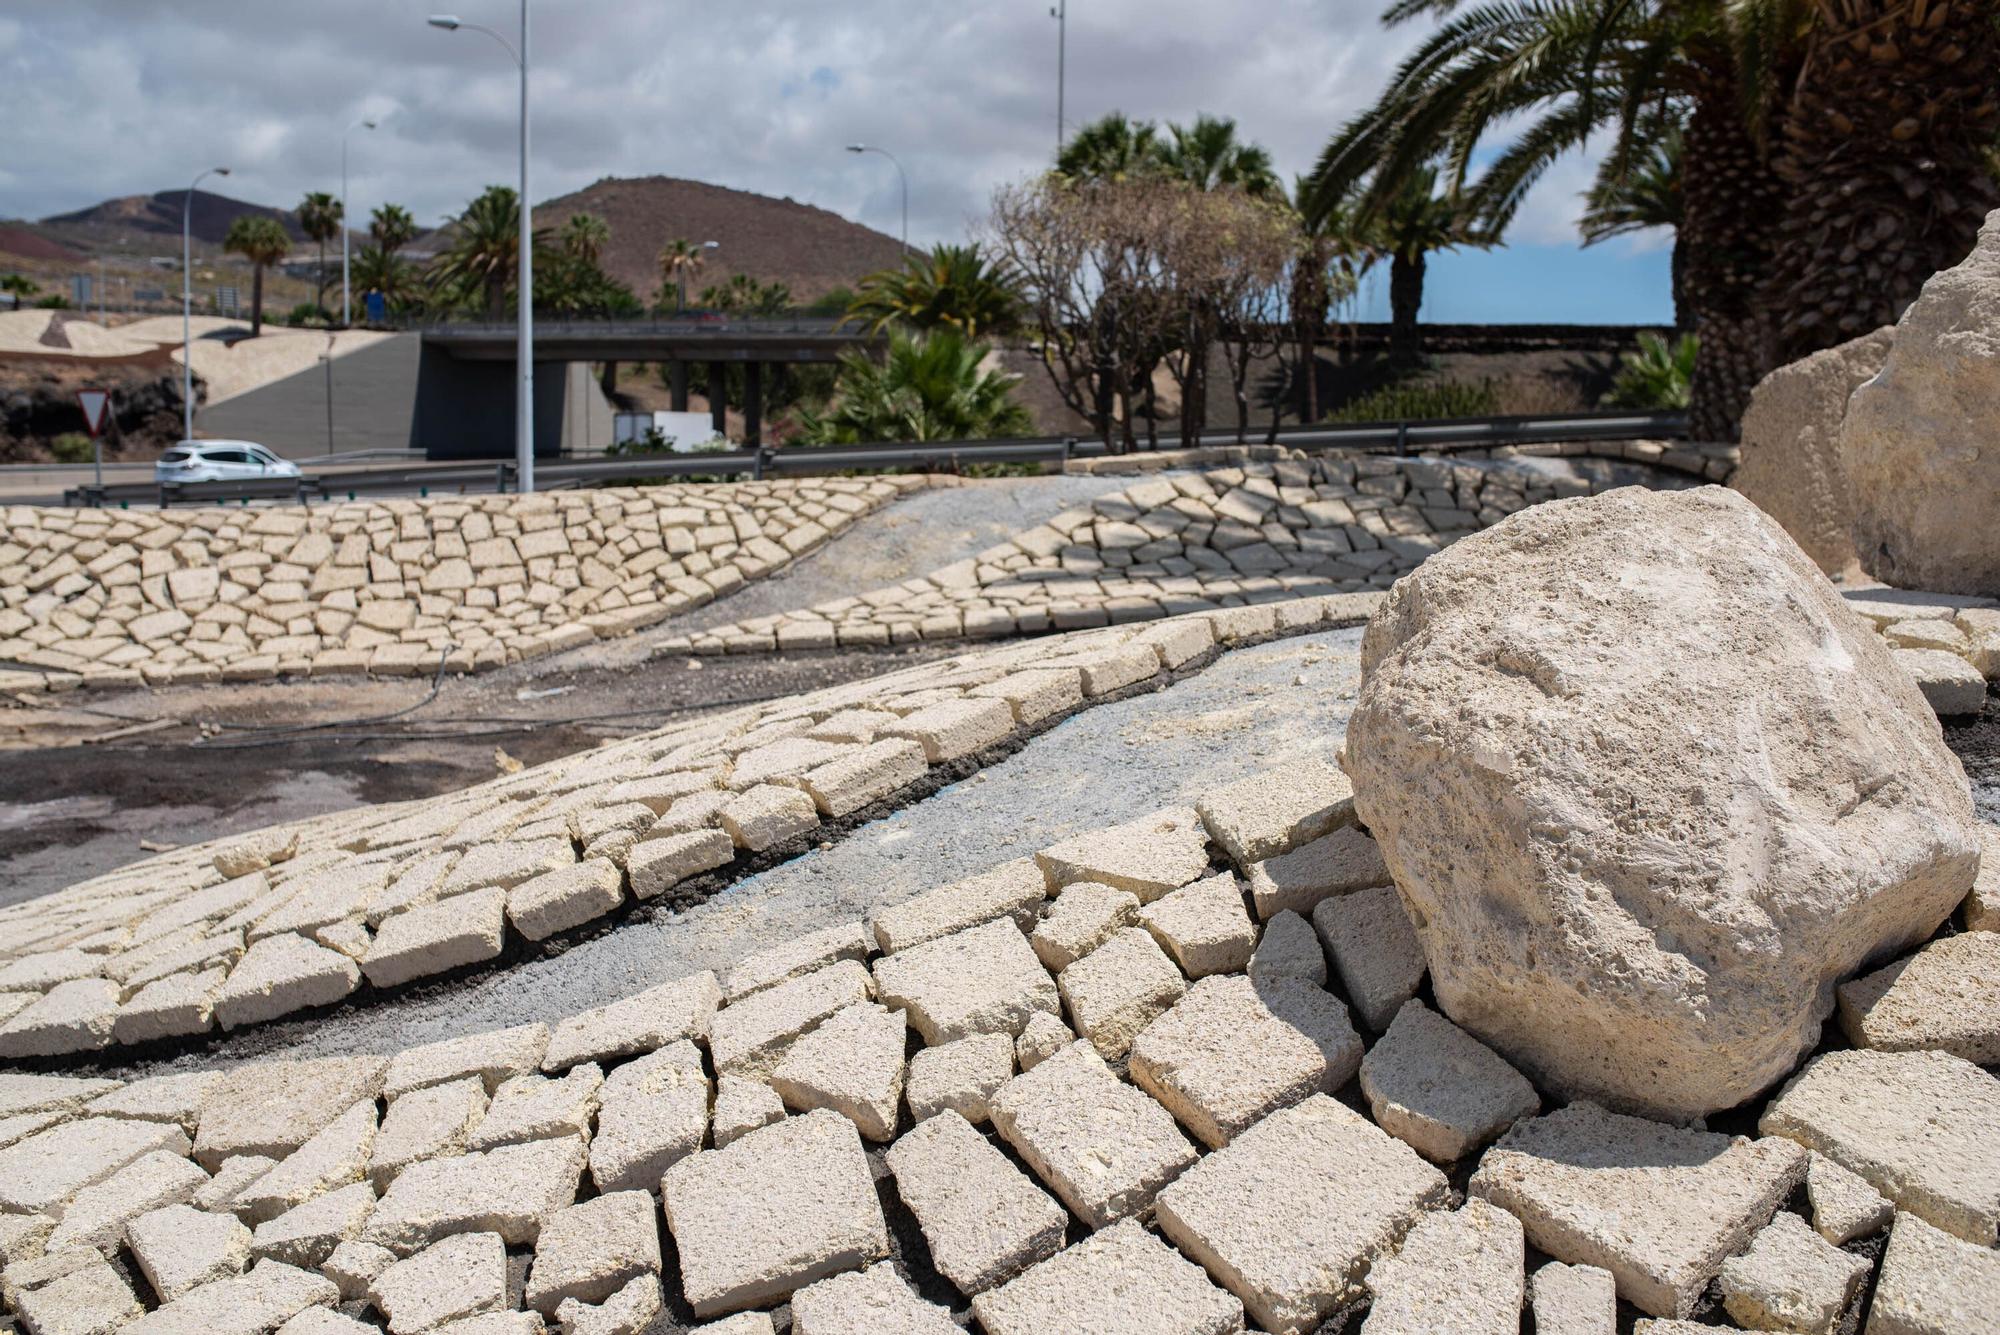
[429,5,534,493]
[341,117,377,327]
[845,144,907,257]
[182,166,230,442]
[1051,2,1067,154]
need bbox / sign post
[76,388,111,490]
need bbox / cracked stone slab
[882,696,1015,763]
[237,1099,378,1224]
[194,1057,386,1171]
[248,1181,377,1269]
[360,887,509,992]
[554,1271,661,1335]
[1194,758,1355,868]
[969,1217,1244,1335]
[1057,926,1186,1059]
[1868,1210,2000,1335]
[121,1260,339,1335]
[84,1071,219,1134]
[524,1192,661,1315]
[0,1074,121,1120]
[45,1150,209,1253]
[0,1116,192,1214]
[884,1109,1067,1296]
[362,1136,587,1256]
[722,922,871,1003]
[322,1239,396,1302]
[213,936,359,1030]
[1837,931,2000,1065]
[1529,1261,1616,1335]
[126,1203,251,1303]
[1363,1199,1525,1335]
[9,1254,141,1335]
[384,1023,549,1098]
[1759,1047,2000,1244]
[870,858,1048,955]
[1034,806,1212,903]
[770,1002,907,1142]
[1358,999,1539,1164]
[1312,884,1425,1032]
[1155,1094,1448,1333]
[710,1076,785,1150]
[1471,1102,1807,1318]
[660,1109,890,1317]
[709,960,874,1077]
[1718,1209,1867,1335]
[1244,909,1324,986]
[1138,873,1257,978]
[1129,973,1361,1150]
[371,1078,487,1191]
[872,918,1058,1046]
[988,1039,1196,1230]
[193,1155,276,1217]
[788,1264,957,1334]
[369,1231,507,1335]
[590,1041,709,1194]
[467,1065,602,1152]
[542,971,721,1072]
[1030,881,1139,973]
[1806,1152,1892,1245]
[1245,825,1388,921]
[903,1031,1012,1125]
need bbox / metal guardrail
[57,410,1687,507]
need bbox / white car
[155,440,302,484]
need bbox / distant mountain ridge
[39,190,307,249]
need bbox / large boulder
[1841,210,2000,595]
[1731,326,1894,577]
[1346,486,1979,1122]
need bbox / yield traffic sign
[76,388,111,438]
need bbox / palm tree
[222,214,291,336]
[1,274,37,310]
[433,186,527,320]
[1158,114,1282,197]
[557,213,609,267]
[1355,165,1494,363]
[1056,112,1163,183]
[700,273,791,317]
[296,192,342,312]
[369,203,418,257]
[1581,115,1686,327]
[798,328,1032,443]
[657,239,710,312]
[845,244,1025,337]
[353,244,418,315]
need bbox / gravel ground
[110,625,1366,1074]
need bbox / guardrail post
[752,447,767,481]
[1395,420,1408,454]
[1061,436,1075,471]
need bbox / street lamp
[341,117,377,327]
[846,144,908,257]
[429,6,535,493]
[183,166,230,442]
[1051,2,1067,154]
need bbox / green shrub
[1325,378,1498,423]
[35,294,70,310]
[284,302,333,327]
[1602,331,1697,410]
[50,432,95,463]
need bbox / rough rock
[382,1023,549,1098]
[1840,210,2000,595]
[709,1076,784,1149]
[903,1031,1012,1124]
[872,919,1057,1047]
[237,1099,377,1224]
[708,960,873,1077]
[248,1182,377,1269]
[883,1110,1067,1296]
[523,1193,661,1315]
[1837,931,2000,1064]
[121,1260,338,1335]
[467,1065,602,1151]
[1034,806,1211,902]
[554,1274,661,1335]
[1868,1210,2000,1335]
[45,1150,209,1252]
[869,858,1047,955]
[1244,910,1324,985]
[1312,885,1425,1033]
[1244,826,1388,921]
[193,1057,385,1170]
[769,1002,907,1142]
[1528,1261,1616,1335]
[788,1265,957,1334]
[362,1136,586,1255]
[1029,882,1139,973]
[1013,1011,1071,1071]
[9,1255,141,1335]
[1717,1210,1866,1335]
[1896,647,1989,714]
[969,1218,1243,1335]
[542,971,720,1072]
[1362,1199,1524,1335]
[0,1117,191,1214]
[125,1204,252,1303]
[1139,872,1257,978]
[589,1041,709,1194]
[1056,925,1186,1059]
[370,1078,488,1190]
[368,1232,507,1335]
[1346,484,1980,1120]
[1193,758,1355,867]
[1358,1000,1539,1164]
[1806,1151,1893,1245]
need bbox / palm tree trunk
[250,264,265,338]
[1389,252,1424,363]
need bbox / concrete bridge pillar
[744,362,763,447]
[709,363,726,438]
[669,361,688,412]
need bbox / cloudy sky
[0,0,1671,323]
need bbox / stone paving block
[870,857,1048,954]
[113,967,226,1044]
[0,1109,64,1152]
[710,1076,784,1149]
[884,1110,1066,1296]
[691,1314,774,1335]
[797,739,928,818]
[194,1056,385,1171]
[321,1238,395,1301]
[0,1212,53,1268]
[882,696,1015,763]
[1362,1199,1524,1335]
[1759,1047,2000,1244]
[770,1002,907,1142]
[276,1312,376,1335]
[1057,926,1185,1059]
[1359,999,1539,1164]
[1895,646,1988,714]
[1966,823,1998,931]
[84,1071,219,1133]
[1312,884,1425,1032]
[506,860,625,943]
[589,1041,709,1193]
[194,1155,277,1217]
[1528,1261,1616,1335]
[1030,881,1139,972]
[0,1074,120,1120]
[626,830,734,900]
[121,1260,339,1335]
[789,1263,957,1333]
[719,785,819,852]
[1471,1101,1807,1318]
[1131,615,1215,670]
[1718,1209,1866,1335]
[872,918,1058,1046]
[1245,909,1324,985]
[1139,872,1256,978]
[126,1203,251,1303]
[903,1031,1012,1124]
[468,1064,602,1152]
[46,1150,209,1253]
[543,971,720,1071]
[239,1099,378,1224]
[10,1254,140,1335]
[524,1192,661,1315]
[1246,825,1389,920]
[385,1023,549,1099]
[722,921,871,1003]
[968,667,1085,727]
[1194,758,1355,868]
[1868,1210,2000,1335]
[249,866,391,942]
[552,1271,660,1335]
[363,1136,587,1255]
[1129,974,1361,1150]
[371,1078,488,1190]
[361,888,507,991]
[1837,931,2000,1064]
[1806,1151,1892,1245]
[250,1182,378,1269]
[0,978,120,1057]
[648,790,733,840]
[969,1217,1244,1335]
[660,1109,890,1317]
[988,1039,1196,1229]
[2,1248,101,1308]
[369,1231,507,1335]
[709,960,874,1077]
[1035,806,1211,903]
[1155,1094,1448,1333]
[440,838,575,897]
[1013,1009,1073,1073]
[0,1116,191,1214]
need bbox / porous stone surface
[1346,484,1981,1120]
[1358,1000,1539,1164]
[249,1181,377,1269]
[1244,909,1323,985]
[1013,1010,1071,1071]
[589,1041,709,1194]
[122,1260,339,1335]
[368,1232,507,1335]
[769,1002,907,1142]
[627,829,735,900]
[194,1155,277,1216]
[1717,1210,1867,1335]
[718,785,818,852]
[659,1109,890,1317]
[903,1031,1012,1124]
[1311,884,1425,1032]
[214,935,360,1030]
[1362,1199,1524,1335]
[1868,1210,2000,1335]
[1732,325,1893,576]
[194,1057,386,1171]
[370,1078,488,1190]
[467,1065,602,1152]
[883,1110,1067,1297]
[788,1264,957,1334]
[1806,1151,1893,1245]
[800,737,930,818]
[85,1072,219,1133]
[44,1150,209,1253]
[523,1193,661,1315]
[0,978,119,1057]
[1758,1047,2000,1244]
[1528,1261,1617,1335]
[870,858,1048,955]
[542,972,720,1072]
[361,888,508,991]
[1057,926,1186,1059]
[722,922,871,1003]
[1244,825,1388,920]
[507,860,625,943]
[1470,1101,1808,1318]
[362,1136,587,1255]
[0,1117,192,1214]
[1194,758,1356,869]
[1155,1094,1447,1333]
[1029,882,1139,973]
[125,1204,252,1303]
[321,1240,395,1302]
[1128,973,1360,1149]
[1139,872,1257,978]
[709,1076,784,1149]
[708,960,873,1077]
[237,1099,378,1224]
[9,1255,141,1335]
[1034,806,1212,902]
[555,1275,660,1335]
[987,1040,1196,1229]
[872,918,1058,1046]
[383,1023,549,1098]
[969,1217,1244,1335]
[1896,647,1989,714]
[1840,210,2000,595]
[1838,930,2000,1063]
